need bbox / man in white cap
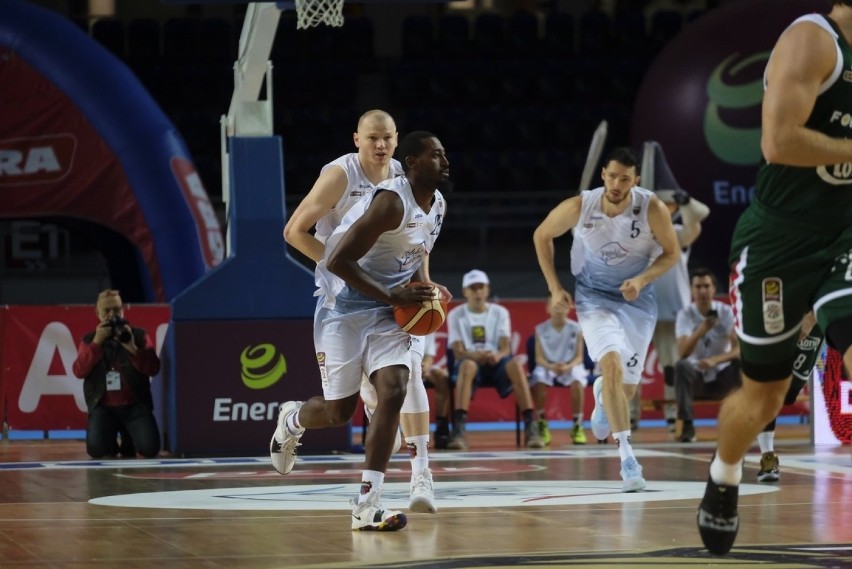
[445,269,542,449]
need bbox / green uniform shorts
[728,202,852,380]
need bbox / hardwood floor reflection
[0,423,850,568]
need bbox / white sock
[285,410,304,435]
[710,454,742,486]
[757,431,775,454]
[613,430,634,461]
[574,413,584,425]
[358,470,385,504]
[406,435,430,476]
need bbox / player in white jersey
[281,111,443,514]
[271,131,449,531]
[533,147,680,492]
[529,303,589,445]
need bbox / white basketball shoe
[590,376,611,442]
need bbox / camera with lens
[108,315,132,344]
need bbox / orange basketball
[393,282,448,336]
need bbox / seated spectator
[422,332,452,449]
[529,303,589,445]
[674,268,740,443]
[72,289,162,459]
[446,270,543,450]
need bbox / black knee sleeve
[784,377,807,405]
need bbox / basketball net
[294,0,344,29]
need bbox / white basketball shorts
[577,301,655,386]
[315,305,414,401]
[530,364,589,387]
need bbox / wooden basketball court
[1,423,850,568]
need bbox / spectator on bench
[422,332,452,449]
[528,303,589,445]
[674,268,740,443]
[446,269,543,450]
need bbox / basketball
[393,282,448,335]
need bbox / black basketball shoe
[697,477,739,555]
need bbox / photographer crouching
[72,289,161,458]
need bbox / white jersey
[447,303,511,352]
[534,319,582,363]
[313,153,404,245]
[675,300,736,377]
[571,186,660,316]
[654,224,691,322]
[315,176,445,313]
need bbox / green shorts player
[697,3,852,556]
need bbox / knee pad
[359,374,377,408]
[401,372,430,414]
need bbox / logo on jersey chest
[597,242,629,265]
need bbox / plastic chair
[340,16,375,62]
[437,14,470,57]
[613,7,648,57]
[578,9,611,58]
[473,13,505,58]
[127,18,160,64]
[650,10,683,52]
[199,18,233,63]
[92,18,125,60]
[506,11,541,57]
[163,17,202,63]
[544,11,574,57]
[402,14,434,58]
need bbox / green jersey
[754,14,852,228]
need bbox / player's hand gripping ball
[393,282,448,335]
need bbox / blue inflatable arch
[0,0,223,302]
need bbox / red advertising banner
[1,305,169,431]
[814,347,851,445]
[1,301,817,436]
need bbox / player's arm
[452,339,484,364]
[492,335,511,361]
[327,191,433,307]
[533,196,582,309]
[282,166,348,263]
[419,253,452,303]
[621,197,680,301]
[762,21,852,166]
[678,314,714,359]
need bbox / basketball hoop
[294,0,344,29]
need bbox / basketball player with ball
[279,111,445,515]
[272,130,449,531]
